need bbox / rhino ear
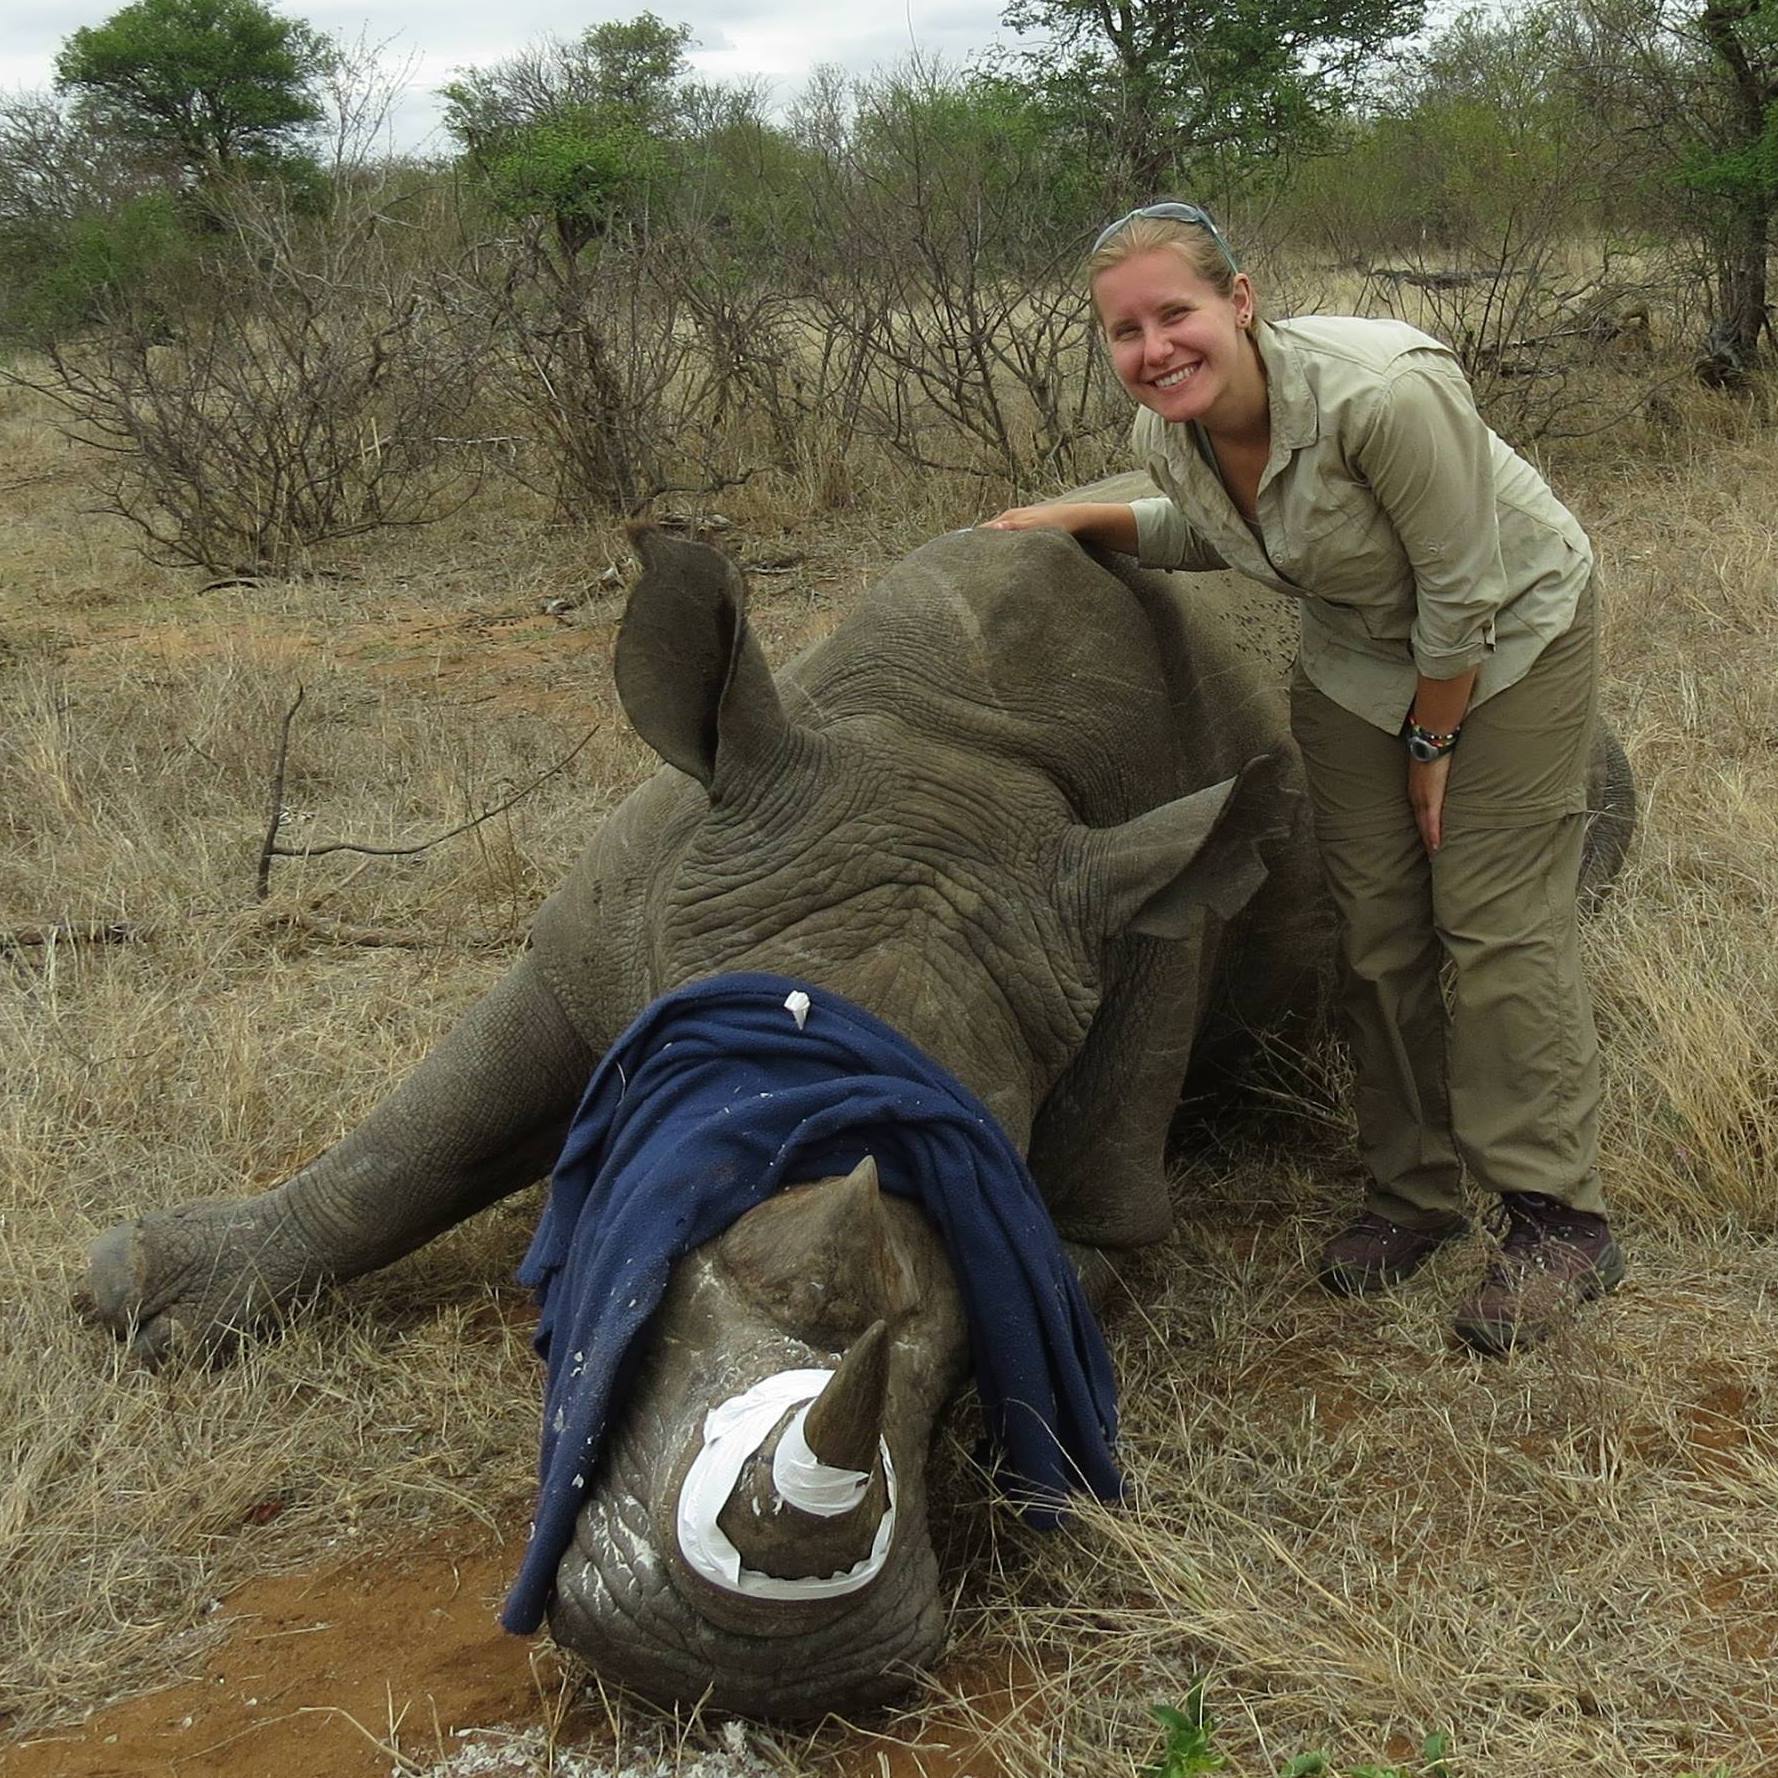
[615,527,791,794]
[1070,751,1294,939]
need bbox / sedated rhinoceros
[75,494,1634,1718]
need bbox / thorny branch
[255,685,307,902]
[625,463,774,519]
[255,691,599,901]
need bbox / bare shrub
[455,224,777,522]
[12,182,494,574]
[651,223,832,471]
[806,229,1119,485]
[1349,239,1682,444]
[773,65,1127,489]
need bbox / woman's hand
[1407,755,1453,856]
[980,502,1092,534]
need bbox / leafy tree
[1685,0,1778,376]
[0,90,193,340]
[673,77,809,241]
[53,0,329,182]
[851,67,1120,256]
[442,13,692,256]
[1567,0,1777,379]
[4,192,192,340]
[477,115,672,256]
[995,0,1428,191]
[1292,3,1613,252]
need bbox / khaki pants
[1289,579,1605,1226]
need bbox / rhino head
[521,529,1283,1714]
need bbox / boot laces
[1490,1192,1598,1268]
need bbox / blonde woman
[984,202,1623,1352]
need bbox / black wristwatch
[1402,716,1461,763]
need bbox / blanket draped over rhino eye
[675,1368,899,1600]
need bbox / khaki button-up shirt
[1130,315,1593,734]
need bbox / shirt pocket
[1285,460,1374,545]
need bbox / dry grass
[1,282,1775,1778]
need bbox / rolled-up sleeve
[1132,487,1228,572]
[1355,359,1508,679]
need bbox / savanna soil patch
[0,1524,538,1778]
[0,1518,1038,1778]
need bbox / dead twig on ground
[260,910,513,951]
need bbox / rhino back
[778,527,1198,824]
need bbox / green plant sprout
[1143,1694,1458,1778]
[1277,1731,1451,1777]
[1139,1683,1224,1776]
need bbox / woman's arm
[981,497,1228,573]
[1355,358,1512,856]
[978,502,1141,553]
[1410,668,1478,739]
[1355,359,1510,687]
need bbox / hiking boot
[1452,1193,1626,1355]
[1317,1211,1469,1298]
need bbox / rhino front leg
[77,949,597,1367]
[1027,929,1212,1248]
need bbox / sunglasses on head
[1091,202,1240,272]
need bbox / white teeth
[1154,364,1199,389]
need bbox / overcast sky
[1,1,1018,153]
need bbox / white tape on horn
[675,1368,896,1601]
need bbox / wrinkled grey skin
[77,509,1634,1718]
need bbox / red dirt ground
[0,1524,1026,1778]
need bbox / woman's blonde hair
[1086,213,1259,319]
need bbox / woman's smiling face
[1093,247,1259,430]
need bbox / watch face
[1408,736,1439,762]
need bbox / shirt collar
[1253,319,1320,455]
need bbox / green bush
[1,193,192,342]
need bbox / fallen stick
[255,689,598,898]
[261,910,512,951]
[0,920,143,953]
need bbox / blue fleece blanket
[500,971,1121,1633]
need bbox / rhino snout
[547,1337,946,1715]
[550,1464,944,1717]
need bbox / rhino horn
[717,1157,915,1339]
[715,1322,894,1584]
[802,1318,891,1474]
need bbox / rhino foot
[75,1195,322,1369]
